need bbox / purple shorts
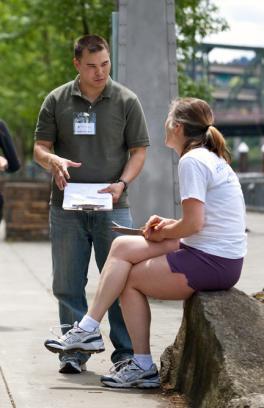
[166,243,243,291]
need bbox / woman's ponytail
[170,98,232,163]
[205,126,231,163]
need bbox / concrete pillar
[117,0,179,226]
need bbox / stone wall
[160,289,264,408]
[4,181,50,240]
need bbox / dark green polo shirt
[35,76,150,208]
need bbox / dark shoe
[59,355,87,374]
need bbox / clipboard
[111,221,144,236]
[111,221,160,236]
[63,183,112,211]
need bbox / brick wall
[3,181,51,240]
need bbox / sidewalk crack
[0,366,16,408]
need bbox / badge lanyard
[73,110,96,135]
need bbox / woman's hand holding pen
[143,215,176,241]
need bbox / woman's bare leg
[120,254,195,354]
[88,235,180,322]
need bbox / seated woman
[44,97,247,389]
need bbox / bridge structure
[194,43,264,137]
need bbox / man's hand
[48,155,82,191]
[98,182,125,204]
[0,156,8,172]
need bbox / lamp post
[238,142,249,173]
[261,144,264,173]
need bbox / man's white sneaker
[44,322,105,354]
[101,359,160,388]
[59,355,87,374]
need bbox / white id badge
[73,112,96,135]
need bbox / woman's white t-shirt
[179,147,247,259]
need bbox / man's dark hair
[74,34,110,59]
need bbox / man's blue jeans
[50,206,133,364]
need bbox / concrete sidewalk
[0,211,263,408]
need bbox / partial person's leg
[50,206,92,368]
[0,192,3,223]
[92,208,134,363]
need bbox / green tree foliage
[0,0,227,159]
[175,0,229,99]
[0,0,116,160]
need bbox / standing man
[33,34,149,374]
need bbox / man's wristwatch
[116,179,128,191]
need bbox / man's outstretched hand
[49,155,82,190]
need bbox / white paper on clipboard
[63,183,113,211]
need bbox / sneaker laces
[109,358,133,374]
[50,321,81,339]
[123,359,143,372]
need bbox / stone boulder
[160,288,264,408]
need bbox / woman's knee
[110,235,134,259]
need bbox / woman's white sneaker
[101,359,160,388]
[44,322,105,354]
